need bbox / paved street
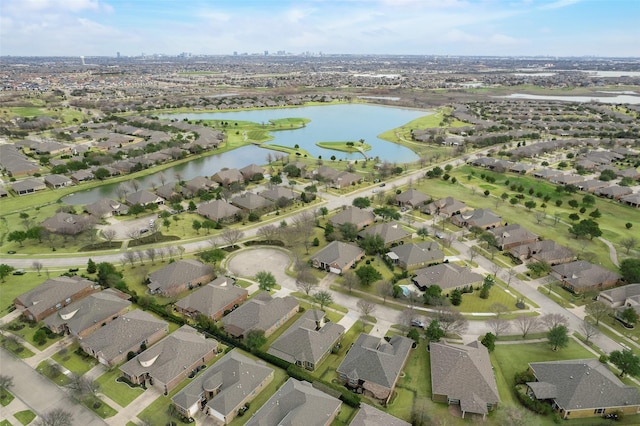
[0,349,107,426]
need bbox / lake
[63,104,429,205]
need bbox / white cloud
[539,0,582,10]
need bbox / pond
[159,103,426,162]
[63,104,429,205]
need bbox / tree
[481,332,496,352]
[417,227,429,240]
[94,167,110,180]
[341,270,358,293]
[257,224,279,244]
[377,280,394,303]
[313,290,333,310]
[102,228,116,244]
[488,318,511,337]
[357,300,377,329]
[0,264,15,282]
[296,267,319,295]
[319,207,328,217]
[352,197,371,209]
[30,260,43,276]
[434,306,468,335]
[86,258,96,274]
[255,271,276,291]
[192,219,202,234]
[373,206,401,222]
[582,194,596,206]
[579,320,599,344]
[524,200,537,211]
[407,328,420,344]
[221,228,244,248]
[35,408,73,426]
[244,329,266,352]
[338,222,358,242]
[423,285,444,306]
[66,374,99,399]
[620,307,639,326]
[425,320,444,342]
[8,230,27,247]
[0,374,13,391]
[355,265,382,286]
[620,237,637,255]
[515,315,539,338]
[542,313,569,330]
[358,233,385,255]
[547,325,569,351]
[569,219,602,240]
[201,219,216,234]
[128,203,145,216]
[610,349,640,377]
[145,247,157,265]
[450,288,462,306]
[620,258,640,283]
[585,300,613,326]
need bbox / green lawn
[0,420,12,426]
[13,410,36,425]
[0,387,14,406]
[0,338,35,359]
[51,344,97,376]
[3,319,62,350]
[292,292,349,314]
[95,368,144,407]
[81,395,117,419]
[36,360,71,386]
[0,273,54,318]
[456,284,527,313]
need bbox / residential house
[260,187,300,203]
[0,188,7,198]
[488,224,538,251]
[267,310,345,371]
[221,292,299,338]
[620,193,640,208]
[387,242,444,270]
[125,190,164,206]
[332,171,362,188]
[84,198,129,218]
[551,260,622,294]
[311,241,365,274]
[430,341,500,420]
[358,221,412,246]
[526,359,640,420]
[310,165,340,181]
[11,178,46,195]
[595,186,633,200]
[147,259,214,297]
[231,192,274,213]
[598,284,640,317]
[80,309,168,367]
[533,169,563,180]
[184,176,217,196]
[120,325,218,394]
[174,277,248,321]
[328,207,375,230]
[41,212,95,235]
[395,189,430,209]
[412,263,483,292]
[423,197,470,217]
[44,288,131,338]
[239,164,265,181]
[337,334,413,403]
[510,240,575,265]
[155,182,184,201]
[550,174,585,186]
[578,180,609,193]
[172,350,274,423]
[245,378,341,426]
[44,174,73,189]
[197,200,241,223]
[451,209,502,230]
[70,170,94,183]
[350,404,410,426]
[14,276,98,322]
[211,169,244,187]
[509,163,534,174]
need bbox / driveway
[226,247,294,288]
[95,214,158,240]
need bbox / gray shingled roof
[147,259,213,294]
[489,224,538,248]
[197,200,241,221]
[44,288,131,335]
[430,341,500,416]
[222,293,298,337]
[125,190,162,205]
[328,207,375,229]
[260,187,299,202]
[231,192,274,211]
[510,240,574,264]
[172,350,273,416]
[395,189,430,207]
[267,310,345,366]
[529,359,640,411]
[174,277,247,318]
[311,241,364,271]
[358,221,411,245]
[337,334,413,389]
[245,378,341,426]
[120,325,218,386]
[80,310,168,363]
[350,403,411,426]
[552,260,622,290]
[412,263,482,291]
[388,242,443,267]
[15,276,96,319]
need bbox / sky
[1,0,639,57]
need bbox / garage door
[330,267,341,274]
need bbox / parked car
[140,228,149,234]
[13,269,26,276]
[379,183,386,187]
[411,319,425,328]
[435,232,445,239]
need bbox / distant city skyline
[2,0,639,58]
